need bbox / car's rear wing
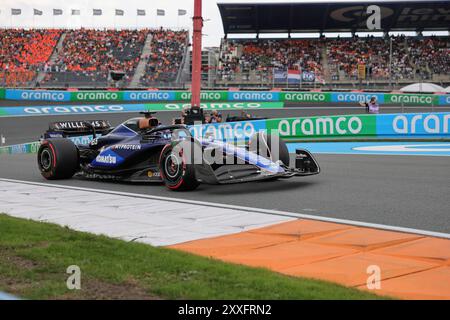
[43,120,113,139]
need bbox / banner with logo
[190,119,267,140]
[331,92,385,104]
[124,91,176,101]
[175,91,228,101]
[1,89,449,106]
[281,92,331,103]
[377,112,450,137]
[228,91,280,102]
[384,93,439,106]
[71,91,124,102]
[266,115,377,138]
[0,102,284,117]
[5,89,71,101]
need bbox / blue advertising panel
[228,91,280,102]
[5,89,71,101]
[376,112,450,136]
[331,92,385,104]
[189,119,267,141]
[439,95,450,106]
[123,91,176,101]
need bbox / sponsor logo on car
[147,170,161,178]
[95,155,117,164]
[53,120,108,130]
[111,144,142,150]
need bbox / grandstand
[0,1,448,90]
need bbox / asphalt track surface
[1,101,449,234]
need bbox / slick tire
[37,139,79,180]
[159,141,200,191]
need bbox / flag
[157,9,165,16]
[137,9,146,16]
[33,9,43,16]
[287,69,301,83]
[93,9,102,16]
[115,9,124,16]
[71,9,80,16]
[11,9,22,15]
[53,9,63,15]
[178,9,187,16]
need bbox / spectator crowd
[218,39,323,82]
[42,29,148,86]
[140,29,188,87]
[218,35,449,83]
[0,28,448,87]
[0,29,61,86]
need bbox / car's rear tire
[159,142,200,191]
[37,139,79,180]
[249,131,290,166]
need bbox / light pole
[190,0,203,111]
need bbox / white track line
[1,177,449,240]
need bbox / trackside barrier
[1,89,449,106]
[2,113,449,155]
[0,102,283,117]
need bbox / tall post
[191,0,203,110]
[389,37,393,90]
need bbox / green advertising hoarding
[281,92,331,103]
[0,88,5,100]
[71,91,124,101]
[384,93,439,106]
[266,114,376,138]
[145,102,284,111]
[175,91,228,101]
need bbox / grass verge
[0,214,387,300]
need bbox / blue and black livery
[38,112,320,191]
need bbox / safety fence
[2,112,448,155]
[1,88,449,106]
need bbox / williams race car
[37,112,320,191]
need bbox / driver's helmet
[138,117,159,130]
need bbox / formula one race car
[37,112,320,191]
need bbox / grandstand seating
[218,39,323,82]
[139,29,188,87]
[0,29,61,87]
[42,29,148,86]
[0,28,448,88]
[217,36,450,83]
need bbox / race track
[1,102,449,234]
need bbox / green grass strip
[0,214,387,300]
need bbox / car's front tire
[37,139,79,180]
[159,142,200,191]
